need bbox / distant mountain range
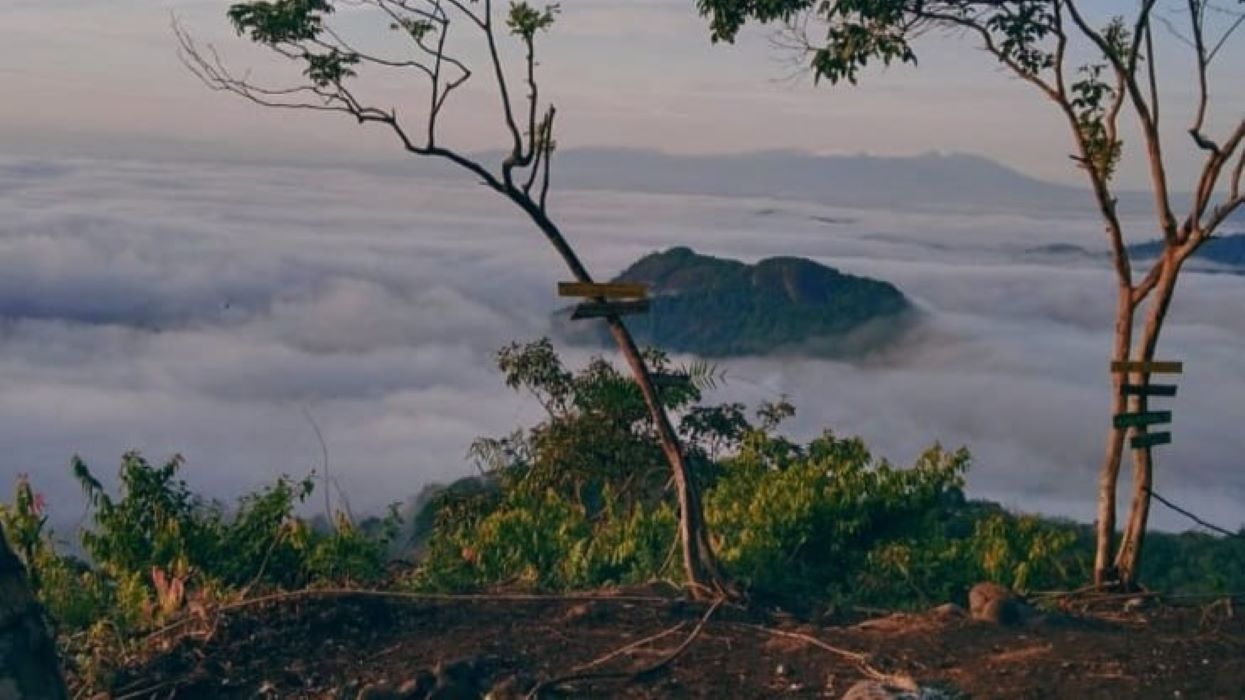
[555,247,915,358]
[1024,233,1245,272]
[380,147,1230,217]
[1130,233,1245,268]
[546,148,1092,214]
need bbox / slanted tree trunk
[520,198,734,599]
[0,524,67,700]
[1094,287,1135,588]
[1115,251,1182,590]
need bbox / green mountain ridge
[555,247,915,357]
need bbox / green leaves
[302,49,360,87]
[984,1,1057,77]
[507,2,559,41]
[811,16,918,85]
[698,0,818,44]
[390,17,436,42]
[228,0,334,44]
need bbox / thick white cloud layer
[1,155,1242,534]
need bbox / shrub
[2,453,400,639]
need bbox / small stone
[356,682,398,700]
[930,603,965,619]
[840,679,921,700]
[968,582,1033,626]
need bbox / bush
[411,340,1091,608]
[2,452,401,639]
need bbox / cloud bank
[1,154,1242,534]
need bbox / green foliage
[1069,57,1123,180]
[4,453,400,641]
[416,341,1098,609]
[697,2,1062,85]
[1140,528,1245,595]
[302,49,360,87]
[507,2,559,41]
[228,0,333,44]
[707,432,971,599]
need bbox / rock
[841,679,950,700]
[356,682,399,700]
[559,602,599,623]
[0,524,68,699]
[968,582,1033,626]
[929,603,965,619]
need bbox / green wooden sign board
[1113,410,1173,429]
[571,299,650,320]
[1110,360,1183,374]
[1120,383,1178,398]
[1130,432,1172,449]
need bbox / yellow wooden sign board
[1110,361,1183,374]
[558,282,648,299]
[570,299,650,320]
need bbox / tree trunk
[1114,253,1180,590]
[1094,287,1134,588]
[513,194,734,599]
[0,524,67,700]
[603,319,733,598]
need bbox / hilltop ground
[95,589,1245,699]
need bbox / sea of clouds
[1,154,1242,532]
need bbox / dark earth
[92,588,1245,699]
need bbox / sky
[1,0,1243,188]
[0,1,1243,533]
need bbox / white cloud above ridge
[0,154,1243,536]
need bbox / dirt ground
[91,588,1245,699]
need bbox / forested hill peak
[557,247,915,358]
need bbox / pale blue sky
[1,0,1242,188]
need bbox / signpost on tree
[698,0,1245,592]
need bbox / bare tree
[174,0,733,598]
[0,524,67,699]
[698,0,1245,590]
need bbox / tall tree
[175,0,733,598]
[0,524,67,699]
[698,0,1245,590]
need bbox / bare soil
[92,589,1245,699]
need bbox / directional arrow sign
[1131,432,1172,449]
[1110,360,1183,374]
[570,299,650,320]
[1120,383,1178,398]
[558,282,648,299]
[1113,411,1173,430]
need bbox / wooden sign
[1130,432,1172,449]
[1113,411,1173,430]
[650,372,692,388]
[558,282,648,299]
[1120,383,1178,398]
[570,299,650,320]
[1110,360,1183,374]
